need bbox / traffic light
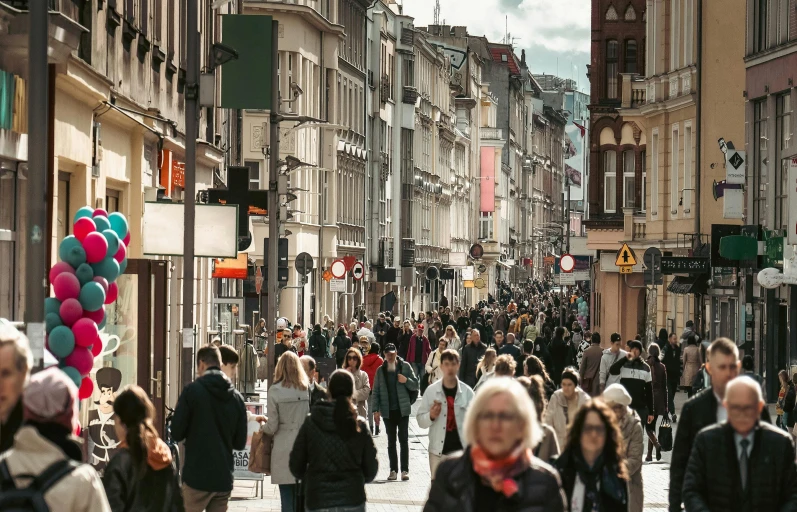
[264,237,289,287]
[643,247,663,286]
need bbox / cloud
[399,0,590,81]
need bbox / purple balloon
[49,261,75,284]
[83,232,109,264]
[53,272,81,302]
[59,298,83,327]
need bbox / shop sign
[661,257,709,274]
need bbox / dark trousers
[668,377,679,414]
[384,409,409,472]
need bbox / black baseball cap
[610,333,622,343]
[384,343,397,353]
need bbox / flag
[565,134,577,159]
[573,122,586,138]
[565,164,582,187]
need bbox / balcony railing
[621,73,646,109]
[480,127,503,141]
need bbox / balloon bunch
[44,207,130,400]
[576,297,589,330]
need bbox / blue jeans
[411,362,424,383]
[279,484,296,512]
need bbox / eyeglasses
[347,356,358,360]
[477,412,519,424]
[727,404,759,415]
[582,424,607,436]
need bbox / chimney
[453,26,467,38]
[521,49,526,66]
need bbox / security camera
[290,82,304,98]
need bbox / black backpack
[0,458,79,512]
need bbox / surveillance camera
[290,82,304,98]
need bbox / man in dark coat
[682,377,797,511]
[669,337,771,512]
[172,345,247,510]
[662,332,682,421]
[458,329,487,388]
[494,330,523,377]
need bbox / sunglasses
[347,355,358,360]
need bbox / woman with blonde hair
[425,338,448,385]
[344,347,371,418]
[424,378,566,511]
[261,351,310,512]
[474,348,497,387]
[441,325,462,353]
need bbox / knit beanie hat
[23,367,79,433]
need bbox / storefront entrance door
[212,298,245,345]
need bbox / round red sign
[560,254,576,273]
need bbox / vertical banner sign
[788,158,797,245]
[479,147,495,212]
[221,15,274,110]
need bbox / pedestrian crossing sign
[615,243,638,267]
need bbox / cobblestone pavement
[227,387,698,512]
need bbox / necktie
[740,438,750,489]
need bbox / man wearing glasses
[682,377,797,510]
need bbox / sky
[399,0,590,91]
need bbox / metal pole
[25,0,48,355]
[182,0,199,388]
[266,20,280,390]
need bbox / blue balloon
[61,366,82,387]
[49,326,75,358]
[101,229,121,258]
[108,212,129,240]
[75,263,94,285]
[93,215,111,233]
[92,257,120,283]
[63,245,87,269]
[72,206,94,225]
[45,312,62,334]
[98,314,107,330]
[79,282,106,312]
[118,257,128,275]
[45,297,61,316]
[58,236,81,262]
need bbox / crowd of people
[2,286,797,512]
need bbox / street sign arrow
[615,243,638,267]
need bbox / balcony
[620,73,646,109]
[480,127,504,141]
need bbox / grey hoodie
[599,348,628,388]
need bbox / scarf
[574,450,604,512]
[470,444,531,498]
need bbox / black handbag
[658,418,673,452]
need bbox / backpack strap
[0,459,17,491]
[32,459,78,494]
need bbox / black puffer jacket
[289,401,378,510]
[423,448,567,512]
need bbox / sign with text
[661,257,709,275]
[725,150,746,184]
[233,402,265,481]
[329,278,346,292]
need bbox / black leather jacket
[423,448,566,512]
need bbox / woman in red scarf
[424,377,567,512]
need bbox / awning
[667,275,710,295]
[496,260,513,269]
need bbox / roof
[488,45,521,75]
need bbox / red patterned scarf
[471,444,532,498]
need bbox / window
[606,40,619,99]
[777,0,789,44]
[623,150,636,208]
[756,0,769,52]
[648,0,657,76]
[754,100,768,225]
[776,94,792,230]
[641,150,647,212]
[606,5,619,20]
[57,172,71,242]
[105,189,120,213]
[479,212,493,240]
[671,125,679,214]
[245,160,261,190]
[684,0,694,65]
[604,150,617,213]
[625,5,637,20]
[625,40,638,73]
[651,131,659,215]
[683,124,693,213]
[670,0,680,70]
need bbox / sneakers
[401,471,409,481]
[388,471,398,481]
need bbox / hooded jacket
[308,328,328,359]
[102,432,183,512]
[361,353,384,388]
[170,368,247,492]
[289,402,378,510]
[599,348,628,389]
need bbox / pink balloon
[92,276,109,294]
[105,282,119,304]
[90,337,102,357]
[83,232,108,264]
[83,306,105,324]
[72,318,98,348]
[92,208,109,218]
[79,377,94,400]
[53,273,81,301]
[59,298,83,327]
[65,346,94,375]
[49,261,75,284]
[73,217,96,242]
[123,232,131,246]
[113,243,127,263]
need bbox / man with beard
[87,366,122,471]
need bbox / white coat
[416,378,474,456]
[544,387,591,449]
[261,382,310,485]
[425,349,445,384]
